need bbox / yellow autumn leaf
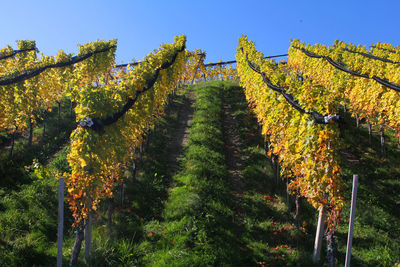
[79,158,87,168]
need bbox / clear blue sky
[1,0,399,64]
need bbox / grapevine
[289,39,400,142]
[66,35,187,227]
[236,36,343,232]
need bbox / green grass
[333,112,400,266]
[222,82,316,266]
[138,81,249,266]
[84,86,192,266]
[0,98,78,266]
[224,82,400,266]
[0,88,187,266]
[0,151,74,266]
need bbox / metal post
[345,174,358,267]
[57,177,65,267]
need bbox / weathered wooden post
[368,123,372,145]
[345,174,358,267]
[85,200,93,263]
[355,114,359,128]
[57,176,65,267]
[380,125,386,157]
[313,206,326,265]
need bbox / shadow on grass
[223,83,315,266]
[335,111,400,266]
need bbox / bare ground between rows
[166,89,195,176]
[222,96,245,195]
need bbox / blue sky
[1,0,399,64]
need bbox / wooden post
[84,207,92,262]
[274,158,280,190]
[368,123,372,145]
[263,136,269,157]
[140,142,144,162]
[398,136,400,150]
[313,206,326,265]
[107,198,114,236]
[120,182,125,206]
[270,155,279,194]
[9,126,17,159]
[380,125,386,157]
[146,131,151,150]
[295,194,301,229]
[57,177,65,267]
[132,157,137,183]
[345,174,358,267]
[70,101,75,118]
[58,101,61,122]
[28,118,33,146]
[286,177,290,210]
[191,67,199,85]
[43,110,47,138]
[276,161,280,182]
[355,114,359,128]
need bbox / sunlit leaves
[66,35,187,227]
[236,36,343,231]
[289,39,400,139]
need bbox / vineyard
[0,35,399,266]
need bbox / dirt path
[166,89,195,176]
[222,96,245,194]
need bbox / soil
[166,90,195,176]
[222,96,245,194]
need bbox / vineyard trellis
[1,34,398,266]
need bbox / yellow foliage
[236,36,344,232]
[65,35,186,227]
